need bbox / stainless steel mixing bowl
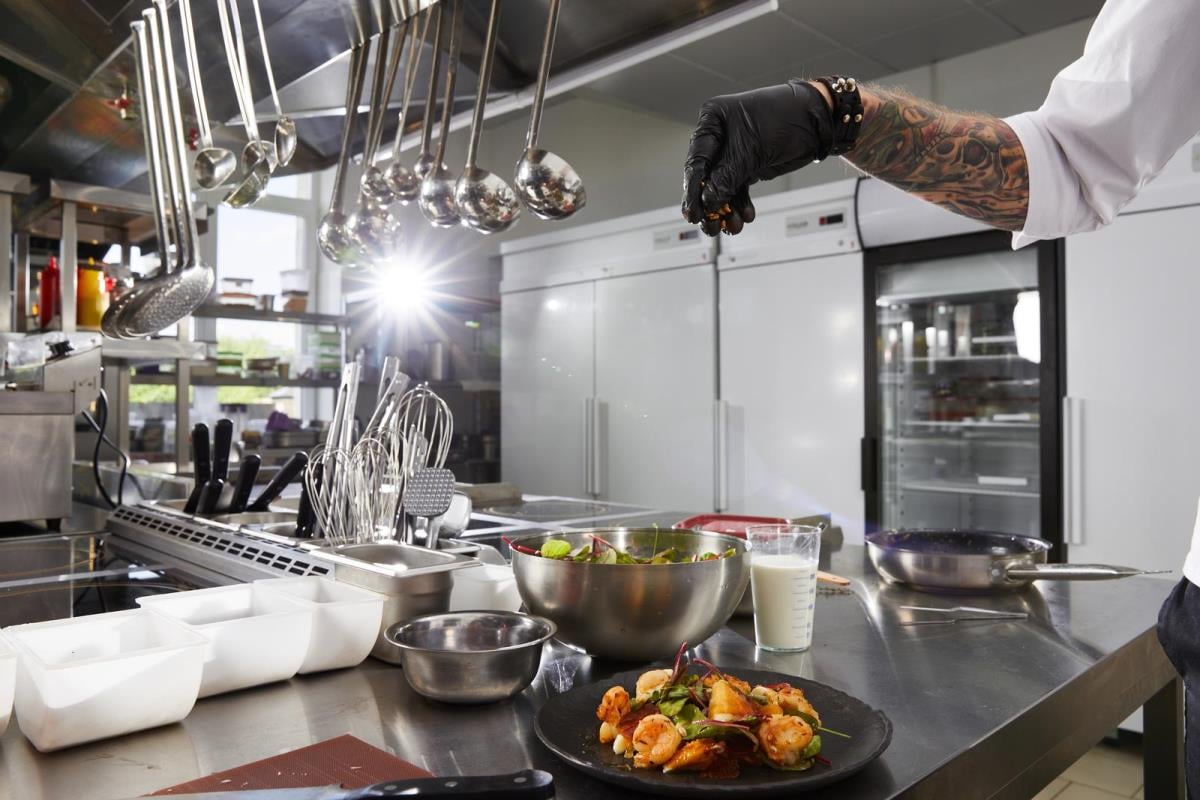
[509,529,749,661]
[384,611,556,704]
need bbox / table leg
[1144,676,1184,800]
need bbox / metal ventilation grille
[109,507,330,578]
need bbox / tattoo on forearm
[847,85,1029,231]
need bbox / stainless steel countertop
[0,542,1178,800]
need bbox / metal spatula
[403,468,455,548]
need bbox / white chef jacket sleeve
[1004,0,1200,247]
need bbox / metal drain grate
[108,506,330,581]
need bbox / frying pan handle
[1004,563,1169,581]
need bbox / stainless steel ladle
[418,0,463,228]
[217,0,271,208]
[412,3,445,184]
[249,0,296,166]
[513,0,585,220]
[385,6,432,203]
[347,26,401,265]
[456,0,519,234]
[316,42,370,265]
[227,0,278,173]
[178,0,235,188]
[121,3,214,338]
[360,18,409,207]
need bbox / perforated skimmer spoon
[316,42,370,265]
[418,0,464,228]
[178,0,235,188]
[249,0,296,165]
[121,3,214,337]
[456,0,519,234]
[513,0,585,220]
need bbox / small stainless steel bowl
[384,611,556,704]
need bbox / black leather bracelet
[813,76,865,156]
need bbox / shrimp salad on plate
[595,645,844,779]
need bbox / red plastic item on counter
[37,256,60,329]
[672,513,789,539]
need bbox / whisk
[394,383,454,473]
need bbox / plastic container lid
[138,584,314,698]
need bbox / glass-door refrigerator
[863,231,1064,552]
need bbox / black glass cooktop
[0,533,201,627]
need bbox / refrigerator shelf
[905,354,1031,363]
[903,419,1039,430]
[893,437,1039,450]
[898,480,1039,499]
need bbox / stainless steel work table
[0,541,1182,800]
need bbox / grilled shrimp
[776,685,821,726]
[757,714,815,768]
[709,679,758,721]
[631,713,682,768]
[703,671,751,694]
[597,685,631,742]
[635,668,673,700]
[749,685,784,716]
[662,739,727,773]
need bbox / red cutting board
[149,734,431,795]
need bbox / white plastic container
[450,563,522,613]
[0,632,15,737]
[4,610,206,752]
[254,577,384,674]
[138,584,313,698]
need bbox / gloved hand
[682,79,834,235]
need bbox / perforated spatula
[403,468,455,548]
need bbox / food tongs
[898,605,1030,626]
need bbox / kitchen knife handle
[197,478,224,515]
[229,454,261,513]
[212,418,234,482]
[184,423,211,514]
[342,770,553,799]
[247,451,309,511]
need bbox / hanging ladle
[177,0,235,188]
[316,42,370,265]
[412,3,445,184]
[385,6,432,203]
[513,0,585,220]
[418,0,463,228]
[347,26,401,265]
[121,2,215,338]
[227,0,278,173]
[249,0,296,166]
[361,18,410,207]
[456,0,519,234]
[217,0,271,208]
[102,16,177,338]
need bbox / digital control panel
[785,206,848,237]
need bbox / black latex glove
[682,79,834,235]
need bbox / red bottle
[38,256,61,330]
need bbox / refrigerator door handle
[714,399,729,512]
[583,397,594,497]
[591,398,603,498]
[1063,396,1084,546]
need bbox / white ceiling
[583,0,1103,123]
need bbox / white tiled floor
[1031,741,1144,800]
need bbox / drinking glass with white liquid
[747,524,821,652]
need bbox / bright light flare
[376,263,430,312]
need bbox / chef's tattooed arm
[841,84,1030,231]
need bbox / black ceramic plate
[534,667,892,797]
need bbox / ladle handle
[129,21,175,276]
[465,0,501,170]
[361,26,394,166]
[144,6,186,272]
[419,4,445,159]
[176,0,212,145]
[152,0,199,265]
[215,0,256,140]
[390,8,431,161]
[526,0,561,150]
[433,0,464,165]
[248,0,284,116]
[227,0,261,141]
[366,19,408,167]
[329,42,370,215]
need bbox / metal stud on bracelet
[814,75,865,156]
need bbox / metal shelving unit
[190,305,347,327]
[131,373,339,388]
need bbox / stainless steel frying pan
[866,529,1167,593]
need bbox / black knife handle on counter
[212,418,234,482]
[228,454,261,513]
[183,422,211,514]
[246,451,309,512]
[196,479,224,515]
[340,770,554,799]
[295,460,320,538]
